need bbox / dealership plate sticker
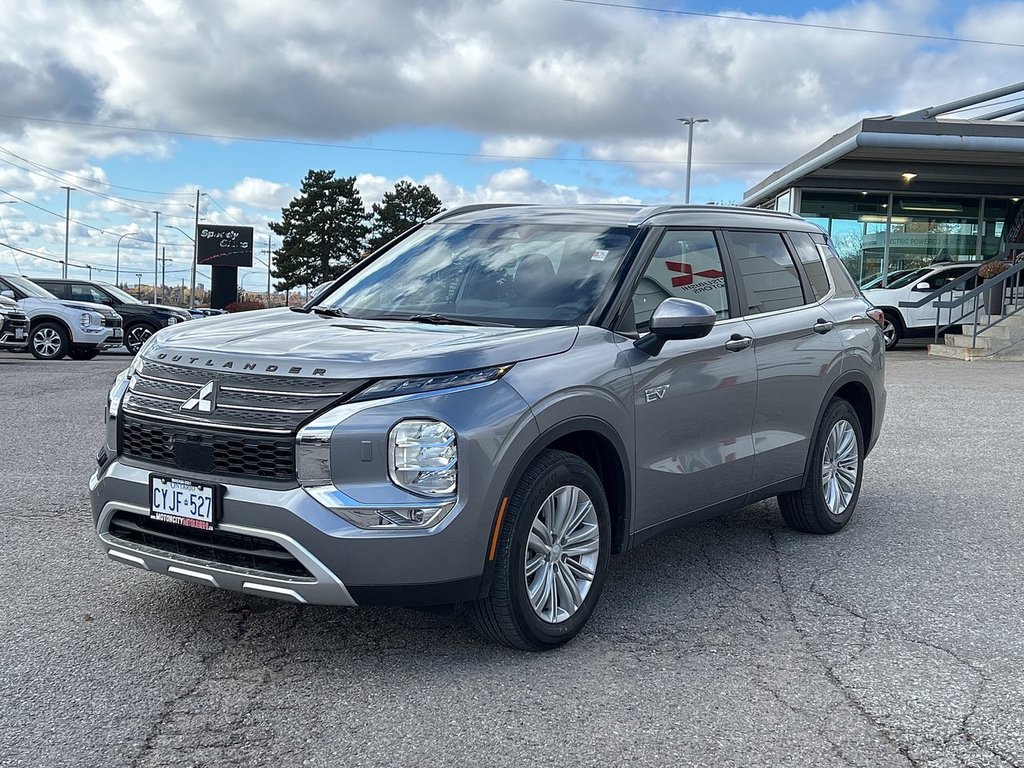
[149,476,216,530]
[15,328,24,339]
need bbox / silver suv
[91,205,886,649]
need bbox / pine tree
[367,180,443,253]
[269,170,370,290]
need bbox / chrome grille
[122,359,366,434]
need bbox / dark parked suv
[32,278,192,354]
[91,205,886,649]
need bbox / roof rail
[628,204,801,226]
[428,204,532,223]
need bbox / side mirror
[913,282,930,291]
[0,289,13,299]
[634,298,717,356]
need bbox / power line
[203,194,247,225]
[0,186,191,248]
[560,0,1024,49]
[0,146,194,196]
[0,112,781,166]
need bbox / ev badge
[180,381,219,414]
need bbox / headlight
[104,364,134,449]
[80,312,92,328]
[165,316,178,325]
[388,419,457,497]
[350,365,511,402]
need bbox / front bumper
[90,458,491,607]
[0,316,28,349]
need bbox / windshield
[885,268,934,290]
[319,222,636,327]
[98,282,142,304]
[5,275,58,299]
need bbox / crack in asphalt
[766,526,922,768]
[130,602,305,768]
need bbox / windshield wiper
[405,313,509,327]
[310,306,351,318]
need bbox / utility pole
[156,248,173,304]
[152,211,160,304]
[190,189,200,308]
[86,264,92,280]
[266,234,273,308]
[61,186,73,278]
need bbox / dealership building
[742,82,1024,284]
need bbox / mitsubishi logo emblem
[180,381,219,414]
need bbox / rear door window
[725,230,806,315]
[789,232,831,301]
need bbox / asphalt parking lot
[1,348,1022,768]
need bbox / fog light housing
[388,419,457,497]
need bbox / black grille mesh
[121,417,296,480]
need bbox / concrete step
[943,334,1009,350]
[928,343,984,360]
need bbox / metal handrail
[896,245,1024,347]
[932,257,1024,347]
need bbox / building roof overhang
[742,82,1024,206]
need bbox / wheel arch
[497,417,632,556]
[800,371,877,484]
[29,314,72,337]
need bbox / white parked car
[862,262,981,350]
[0,274,124,360]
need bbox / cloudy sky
[0,0,1022,288]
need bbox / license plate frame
[149,475,220,530]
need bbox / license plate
[111,329,122,339]
[15,328,24,339]
[149,476,217,530]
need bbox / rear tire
[881,311,902,351]
[469,449,610,650]
[778,398,864,535]
[29,322,70,360]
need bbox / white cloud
[479,136,561,159]
[226,177,297,210]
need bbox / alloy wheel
[821,419,859,516]
[524,484,600,623]
[882,319,896,347]
[33,327,62,358]
[126,326,152,354]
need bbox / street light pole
[135,273,143,299]
[676,117,709,204]
[115,231,138,287]
[191,189,200,309]
[152,211,160,304]
[86,264,92,280]
[61,186,73,278]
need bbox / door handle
[725,334,753,352]
[812,318,834,334]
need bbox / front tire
[29,322,70,360]
[778,398,864,535]
[124,323,155,355]
[469,449,611,650]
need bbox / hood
[144,307,579,378]
[59,299,118,316]
[147,303,191,316]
